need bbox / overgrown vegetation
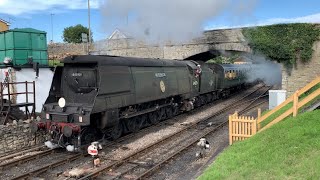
[243,23,320,65]
[206,55,240,64]
[48,59,63,67]
[198,110,320,180]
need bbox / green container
[0,28,48,67]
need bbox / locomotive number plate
[72,73,83,77]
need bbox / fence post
[257,108,261,130]
[252,116,257,135]
[229,115,232,145]
[293,91,298,117]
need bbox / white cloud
[0,0,101,16]
[206,13,320,30]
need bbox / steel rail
[0,149,55,170]
[6,84,265,180]
[11,153,83,180]
[135,95,268,179]
[79,85,267,180]
[0,145,46,161]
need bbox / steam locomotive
[32,55,253,151]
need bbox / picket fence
[229,76,320,145]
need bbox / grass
[260,102,293,128]
[259,83,320,128]
[198,110,320,180]
[48,59,64,67]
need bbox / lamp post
[50,13,54,43]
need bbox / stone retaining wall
[48,43,88,59]
[281,41,320,96]
[0,120,46,154]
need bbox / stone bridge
[94,28,251,60]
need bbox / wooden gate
[229,112,257,145]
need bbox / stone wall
[97,28,251,59]
[281,41,320,96]
[47,28,251,60]
[0,120,46,154]
[48,43,88,59]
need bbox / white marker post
[87,142,98,168]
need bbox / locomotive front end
[32,60,99,151]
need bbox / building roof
[108,29,131,40]
[7,28,46,34]
[0,19,10,26]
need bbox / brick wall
[281,41,320,96]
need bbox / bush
[243,23,320,65]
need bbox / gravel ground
[148,100,269,180]
[99,86,260,161]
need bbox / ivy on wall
[243,23,320,64]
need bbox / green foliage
[243,23,320,64]
[198,110,320,180]
[62,24,92,43]
[206,55,239,64]
[48,59,64,67]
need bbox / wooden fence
[229,112,257,145]
[229,76,320,145]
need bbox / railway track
[0,145,47,162]
[78,85,270,180]
[2,84,268,180]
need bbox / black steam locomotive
[32,55,253,151]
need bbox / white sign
[82,33,88,43]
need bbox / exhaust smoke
[99,0,258,44]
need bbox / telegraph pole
[88,0,91,46]
[50,13,54,43]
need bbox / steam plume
[100,0,250,44]
[247,54,282,86]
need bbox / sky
[0,0,319,43]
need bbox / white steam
[100,0,257,44]
[45,141,59,149]
[66,145,75,152]
[247,55,282,86]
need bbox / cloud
[0,0,101,16]
[205,13,320,30]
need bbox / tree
[62,24,92,43]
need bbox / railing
[229,76,320,144]
[258,77,320,132]
[229,112,257,145]
[0,81,36,124]
[0,81,36,107]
